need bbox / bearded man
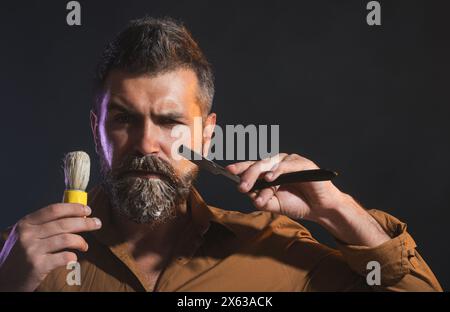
[0,17,442,292]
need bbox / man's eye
[160,117,182,126]
[113,113,133,124]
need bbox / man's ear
[90,110,100,154]
[202,113,216,157]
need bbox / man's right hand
[0,204,102,291]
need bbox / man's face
[91,68,215,224]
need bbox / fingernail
[266,172,273,180]
[85,206,92,215]
[240,182,248,191]
[93,218,102,227]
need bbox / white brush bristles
[63,151,90,191]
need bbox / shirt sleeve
[327,209,442,291]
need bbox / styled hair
[94,16,214,114]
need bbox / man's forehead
[108,93,185,115]
[103,69,201,113]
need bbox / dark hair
[94,16,214,114]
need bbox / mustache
[112,154,177,182]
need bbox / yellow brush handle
[63,190,88,205]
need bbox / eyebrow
[154,111,185,120]
[108,100,186,120]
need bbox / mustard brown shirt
[1,185,443,291]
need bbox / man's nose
[134,119,162,156]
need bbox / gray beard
[100,153,196,226]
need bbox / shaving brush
[62,151,91,205]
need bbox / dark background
[0,0,449,289]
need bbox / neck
[112,201,190,259]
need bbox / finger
[265,154,318,182]
[239,154,288,192]
[248,190,259,201]
[37,217,102,239]
[41,233,89,254]
[25,204,91,225]
[226,161,255,175]
[253,187,277,209]
[260,197,282,214]
[44,252,78,271]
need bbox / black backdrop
[0,0,449,289]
